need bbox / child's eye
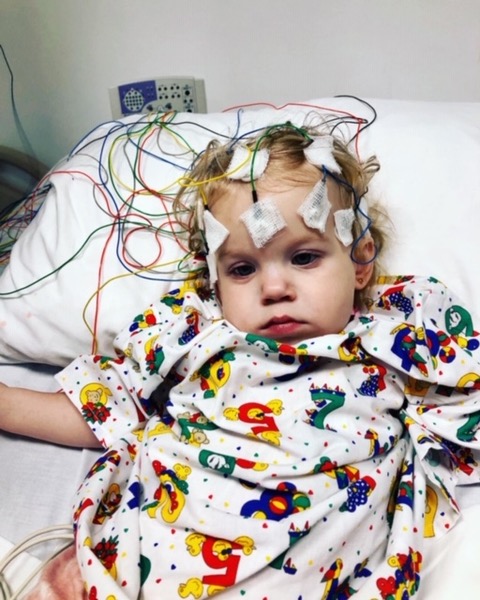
[292,251,321,266]
[229,263,256,277]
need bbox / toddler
[1,123,480,599]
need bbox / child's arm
[0,383,101,448]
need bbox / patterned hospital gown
[56,275,480,600]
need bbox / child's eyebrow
[288,230,332,246]
[216,245,250,261]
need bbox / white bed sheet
[0,363,101,554]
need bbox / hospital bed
[0,96,479,598]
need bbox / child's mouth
[261,316,303,338]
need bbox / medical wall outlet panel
[109,77,207,118]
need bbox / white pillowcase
[0,98,479,366]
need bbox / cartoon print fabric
[56,275,480,600]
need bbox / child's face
[211,171,374,343]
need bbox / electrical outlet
[109,77,207,118]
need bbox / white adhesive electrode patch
[333,208,355,246]
[304,136,341,173]
[227,146,269,182]
[297,178,331,233]
[240,196,287,248]
[203,210,230,283]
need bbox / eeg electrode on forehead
[199,125,371,283]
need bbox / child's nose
[261,267,296,304]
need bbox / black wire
[0,44,38,161]
[0,183,51,225]
[324,167,376,266]
[333,95,377,142]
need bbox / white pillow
[0,98,479,366]
[363,100,480,310]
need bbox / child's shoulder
[370,274,450,302]
[120,280,222,346]
[158,280,222,319]
[366,274,456,321]
[367,274,478,335]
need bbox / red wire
[37,102,367,353]
[134,123,192,254]
[221,100,366,158]
[46,168,127,354]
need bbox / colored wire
[0,97,379,350]
[248,122,312,198]
[222,98,372,157]
[82,256,190,352]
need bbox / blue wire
[323,168,376,265]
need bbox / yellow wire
[176,146,254,208]
[81,256,200,350]
[178,146,253,190]
[107,120,198,199]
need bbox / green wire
[0,219,193,297]
[249,122,312,198]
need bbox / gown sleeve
[55,282,221,447]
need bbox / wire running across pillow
[0,97,479,366]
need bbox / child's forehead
[216,203,333,264]
[259,161,322,190]
[204,165,349,280]
[212,169,342,216]
[215,182,336,245]
[210,160,321,202]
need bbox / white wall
[1,0,480,167]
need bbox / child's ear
[354,238,376,289]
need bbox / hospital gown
[56,275,480,600]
